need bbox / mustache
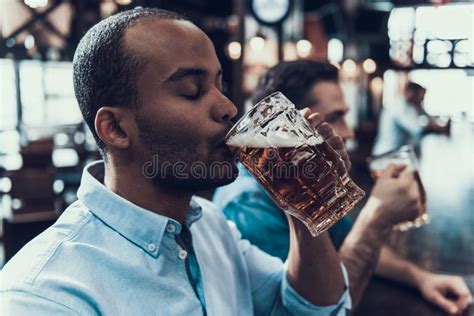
[210,124,234,147]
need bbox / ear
[94,107,134,150]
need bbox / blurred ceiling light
[328,38,344,63]
[342,59,357,77]
[53,179,65,194]
[54,133,69,146]
[24,0,48,8]
[362,58,377,74]
[227,15,239,32]
[0,178,12,193]
[427,40,452,54]
[427,53,451,67]
[74,132,86,144]
[227,41,241,60]
[115,0,132,5]
[52,148,79,168]
[101,1,118,17]
[12,199,22,210]
[453,40,473,67]
[370,77,384,95]
[413,45,424,64]
[249,36,265,52]
[24,34,35,50]
[296,39,312,58]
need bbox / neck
[103,159,192,224]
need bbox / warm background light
[227,41,242,60]
[296,39,312,58]
[363,58,377,74]
[249,36,265,51]
[342,59,357,77]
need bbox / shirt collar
[77,160,203,258]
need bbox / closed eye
[182,91,201,101]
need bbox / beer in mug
[368,145,429,231]
[225,92,365,237]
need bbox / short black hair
[73,8,188,154]
[252,60,339,109]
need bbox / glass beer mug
[368,144,429,231]
[225,92,365,237]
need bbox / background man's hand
[370,163,421,227]
[415,271,472,314]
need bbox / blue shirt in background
[213,164,354,261]
[1,161,351,315]
[372,98,425,156]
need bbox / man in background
[373,81,450,155]
[214,61,471,315]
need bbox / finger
[326,135,345,150]
[381,163,407,179]
[299,108,311,118]
[427,291,460,315]
[327,136,351,170]
[398,168,416,183]
[306,113,325,129]
[316,122,335,140]
[446,278,473,310]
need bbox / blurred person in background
[213,61,472,314]
[1,8,352,315]
[373,82,450,155]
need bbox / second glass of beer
[225,92,365,237]
[368,145,429,231]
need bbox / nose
[212,91,238,123]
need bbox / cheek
[332,121,346,136]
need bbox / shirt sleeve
[228,223,352,316]
[1,291,83,316]
[393,103,424,138]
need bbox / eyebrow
[165,67,222,83]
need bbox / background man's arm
[376,247,472,314]
[338,197,391,307]
[339,164,420,307]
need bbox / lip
[216,141,228,149]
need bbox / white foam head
[226,131,322,148]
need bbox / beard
[136,114,238,191]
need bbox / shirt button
[178,249,188,260]
[147,243,156,252]
[166,224,176,234]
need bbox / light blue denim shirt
[1,161,351,315]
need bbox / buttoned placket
[175,226,206,315]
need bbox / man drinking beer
[1,9,351,315]
[214,61,472,315]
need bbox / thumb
[381,163,407,179]
[426,290,460,315]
